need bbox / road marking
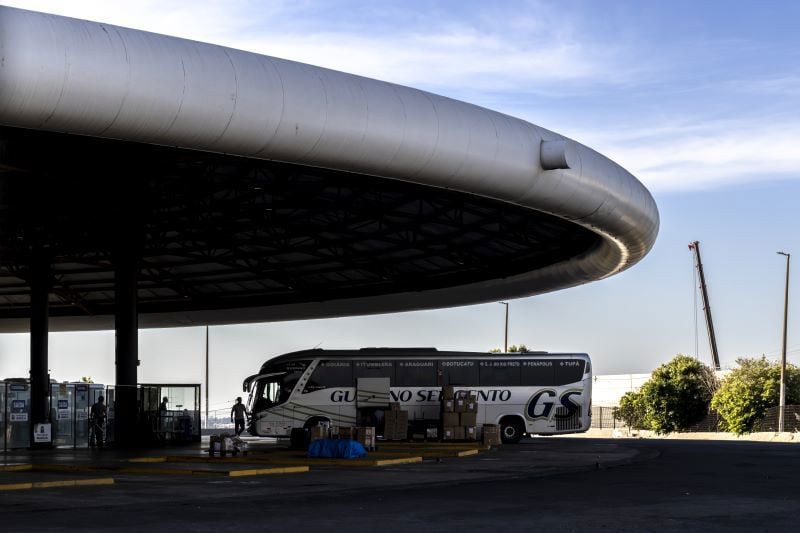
[0,464,32,472]
[0,478,114,491]
[227,466,309,477]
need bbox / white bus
[244,348,592,444]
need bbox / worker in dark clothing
[231,397,248,436]
[89,395,107,448]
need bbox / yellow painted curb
[34,478,114,489]
[455,449,479,457]
[129,457,167,463]
[380,442,489,449]
[32,464,96,473]
[228,466,309,477]
[0,464,32,472]
[119,467,200,476]
[0,482,33,491]
[0,478,114,491]
[368,448,481,458]
[372,456,423,466]
[73,478,115,487]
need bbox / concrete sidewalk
[574,428,800,442]
[1,438,644,497]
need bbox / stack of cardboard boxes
[383,402,409,441]
[326,425,375,450]
[440,386,478,441]
[335,426,355,440]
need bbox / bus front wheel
[500,417,525,444]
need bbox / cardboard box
[442,426,455,441]
[338,426,355,440]
[442,412,459,427]
[460,412,477,427]
[482,424,501,446]
[389,402,401,411]
[385,425,406,440]
[356,426,376,448]
[426,427,438,439]
[464,426,477,441]
[309,425,327,441]
[330,426,340,439]
[387,410,408,423]
[454,398,466,413]
[442,386,455,400]
[453,426,465,440]
[442,399,455,413]
[465,395,478,413]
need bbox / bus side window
[278,379,297,403]
[353,360,395,381]
[554,360,586,385]
[521,361,554,386]
[303,361,353,393]
[439,360,478,386]
[396,360,437,387]
[479,360,521,386]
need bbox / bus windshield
[249,372,299,413]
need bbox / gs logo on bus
[526,389,581,420]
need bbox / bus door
[247,373,288,436]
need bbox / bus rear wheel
[500,417,525,444]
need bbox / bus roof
[259,348,590,371]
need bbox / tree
[711,357,800,434]
[637,354,717,434]
[488,344,530,353]
[80,376,94,383]
[613,391,647,429]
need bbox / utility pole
[777,252,790,433]
[689,241,721,370]
[499,302,509,352]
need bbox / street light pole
[499,302,509,353]
[205,325,210,430]
[777,252,790,433]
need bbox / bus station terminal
[0,2,657,483]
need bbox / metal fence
[754,405,800,432]
[590,405,800,433]
[203,408,235,430]
[590,406,622,429]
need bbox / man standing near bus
[231,397,248,436]
[89,395,107,448]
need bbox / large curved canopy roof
[0,6,659,332]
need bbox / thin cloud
[3,0,632,91]
[234,31,613,91]
[583,118,800,192]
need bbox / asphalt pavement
[1,437,798,532]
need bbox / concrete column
[29,246,51,448]
[114,245,139,446]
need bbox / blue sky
[1,1,799,412]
